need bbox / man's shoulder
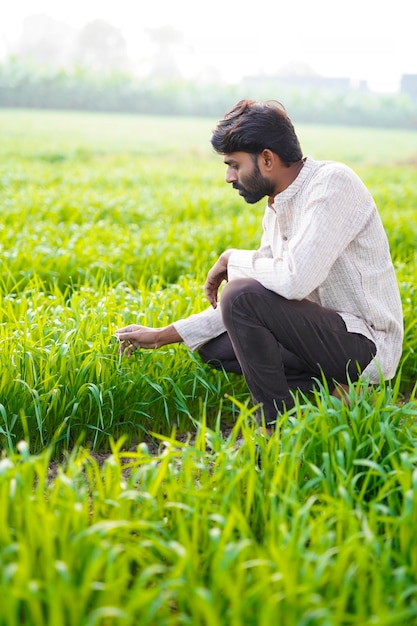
[308,157,353,175]
[306,158,362,186]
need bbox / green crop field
[1,108,417,625]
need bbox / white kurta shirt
[173,157,403,383]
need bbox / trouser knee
[221,278,262,323]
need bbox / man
[115,99,403,430]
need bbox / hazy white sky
[0,0,415,92]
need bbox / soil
[46,425,236,482]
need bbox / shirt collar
[270,156,315,207]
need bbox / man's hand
[204,249,235,308]
[114,324,182,357]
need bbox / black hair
[211,99,303,166]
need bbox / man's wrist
[156,325,182,348]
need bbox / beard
[233,161,275,204]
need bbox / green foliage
[1,398,417,625]
[0,110,416,453]
[1,57,417,129]
[1,109,417,626]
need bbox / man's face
[223,152,275,204]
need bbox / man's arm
[115,324,182,357]
[204,249,236,308]
[115,248,238,357]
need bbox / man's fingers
[205,275,219,306]
[204,285,217,308]
[113,331,139,357]
[114,331,136,342]
[115,327,131,335]
[208,292,218,308]
[118,341,137,357]
[125,344,136,358]
[115,324,142,336]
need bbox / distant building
[242,63,368,93]
[401,74,417,100]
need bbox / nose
[225,166,237,184]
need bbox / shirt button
[283,236,288,241]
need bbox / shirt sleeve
[173,304,226,351]
[228,168,373,300]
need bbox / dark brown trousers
[198,278,376,426]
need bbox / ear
[260,149,275,171]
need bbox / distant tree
[144,26,185,80]
[13,13,76,67]
[73,20,129,72]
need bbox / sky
[0,0,415,92]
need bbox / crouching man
[116,99,403,429]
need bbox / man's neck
[274,158,305,195]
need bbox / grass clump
[1,394,417,625]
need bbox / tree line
[1,58,416,129]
